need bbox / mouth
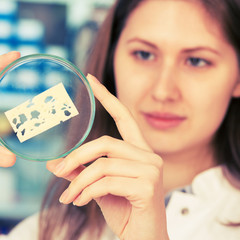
[143,112,186,130]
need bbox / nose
[151,64,181,102]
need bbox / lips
[143,112,186,130]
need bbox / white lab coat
[166,166,240,240]
[1,166,240,239]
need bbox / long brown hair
[39,0,240,239]
[39,1,141,239]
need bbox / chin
[148,139,184,156]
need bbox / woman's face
[113,0,240,156]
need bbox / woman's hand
[0,52,20,167]
[47,74,169,240]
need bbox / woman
[1,0,240,239]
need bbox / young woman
[1,0,240,239]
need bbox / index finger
[87,74,151,152]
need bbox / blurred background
[0,0,114,234]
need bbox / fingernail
[86,73,93,79]
[59,189,69,203]
[54,161,65,175]
[73,195,83,206]
[87,73,100,84]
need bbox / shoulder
[2,213,39,240]
[192,166,240,223]
[0,212,119,240]
[192,165,240,200]
[166,166,240,240]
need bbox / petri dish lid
[0,54,95,161]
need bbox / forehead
[122,0,226,48]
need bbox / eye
[133,50,155,61]
[186,57,210,67]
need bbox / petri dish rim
[0,53,96,161]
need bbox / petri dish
[0,54,95,161]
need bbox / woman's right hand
[0,51,20,167]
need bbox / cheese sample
[5,83,79,143]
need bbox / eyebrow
[127,38,221,56]
[182,47,221,56]
[127,38,158,49]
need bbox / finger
[46,158,64,171]
[73,177,132,206]
[47,158,85,181]
[60,176,138,206]
[0,51,20,168]
[52,136,159,176]
[58,157,149,204]
[59,166,85,182]
[0,146,16,167]
[0,51,21,72]
[87,74,151,151]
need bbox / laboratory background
[0,0,113,234]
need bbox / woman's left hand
[47,74,169,240]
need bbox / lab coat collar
[191,165,240,200]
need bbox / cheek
[187,83,233,134]
[115,75,143,111]
[184,64,238,119]
[114,49,150,108]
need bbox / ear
[232,78,240,98]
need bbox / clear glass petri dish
[0,54,95,161]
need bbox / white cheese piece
[5,83,79,143]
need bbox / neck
[161,145,217,195]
